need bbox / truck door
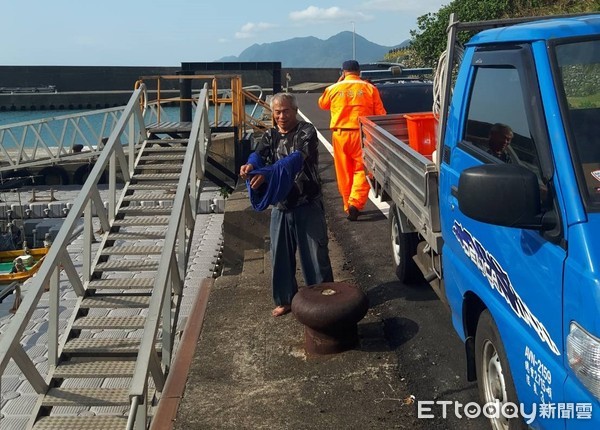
[440,45,567,414]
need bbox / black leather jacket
[253,121,322,210]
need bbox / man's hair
[270,92,298,110]
[489,123,512,136]
[342,60,360,72]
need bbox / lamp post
[351,21,356,60]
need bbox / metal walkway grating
[0,134,221,430]
[0,84,229,430]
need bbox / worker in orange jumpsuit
[318,60,386,221]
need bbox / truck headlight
[567,322,600,400]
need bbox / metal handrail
[127,84,210,429]
[127,396,140,429]
[241,86,272,132]
[242,85,268,117]
[0,85,145,395]
[137,74,270,140]
[0,75,269,182]
[0,106,129,174]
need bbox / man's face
[272,98,298,133]
[489,129,513,153]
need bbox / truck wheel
[475,310,527,430]
[39,166,69,186]
[389,204,422,283]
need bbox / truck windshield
[554,37,600,210]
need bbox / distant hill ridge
[220,31,408,68]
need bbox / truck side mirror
[457,164,545,229]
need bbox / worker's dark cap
[342,60,360,72]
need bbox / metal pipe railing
[137,74,268,142]
[0,85,146,392]
[127,396,140,430]
[0,106,128,174]
[127,84,210,429]
[0,81,218,428]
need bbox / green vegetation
[387,0,600,68]
[561,64,600,108]
[219,186,231,199]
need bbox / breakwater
[0,65,339,111]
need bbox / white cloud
[234,22,278,39]
[290,6,371,23]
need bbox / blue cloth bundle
[246,151,303,211]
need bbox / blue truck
[360,13,600,429]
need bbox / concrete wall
[0,66,339,111]
[0,66,180,91]
[222,182,270,276]
[0,66,339,91]
[0,91,134,111]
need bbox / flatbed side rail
[360,114,442,252]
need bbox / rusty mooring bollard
[291,282,368,355]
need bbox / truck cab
[441,15,600,429]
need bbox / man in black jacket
[240,93,333,317]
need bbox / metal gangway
[0,82,221,429]
[0,76,272,188]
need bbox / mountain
[220,32,401,68]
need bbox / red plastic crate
[403,112,438,157]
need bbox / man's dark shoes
[347,205,359,221]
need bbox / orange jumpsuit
[318,73,386,212]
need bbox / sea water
[0,105,247,152]
[0,104,251,127]
[0,109,90,126]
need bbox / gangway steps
[112,216,170,226]
[94,260,159,271]
[145,138,188,145]
[118,206,172,215]
[72,316,148,330]
[33,416,129,430]
[101,245,163,255]
[135,163,183,171]
[134,173,181,180]
[141,154,185,161]
[87,278,155,289]
[28,132,195,429]
[106,231,166,240]
[122,192,176,201]
[146,121,192,134]
[127,183,178,190]
[80,295,151,308]
[42,387,130,407]
[53,360,136,378]
[62,338,158,355]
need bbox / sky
[3,0,449,67]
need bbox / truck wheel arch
[463,292,487,340]
[463,292,486,381]
[389,203,422,283]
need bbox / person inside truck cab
[487,123,514,163]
